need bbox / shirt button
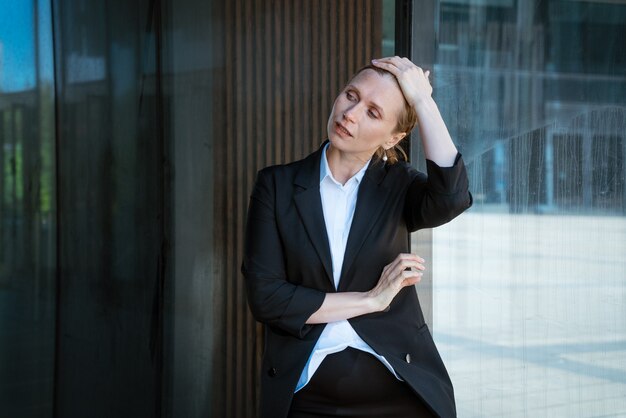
[405,353,412,364]
[268,367,278,377]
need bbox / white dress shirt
[295,143,402,392]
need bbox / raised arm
[372,56,458,167]
[371,56,472,231]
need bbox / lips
[335,122,352,137]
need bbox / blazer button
[405,353,412,364]
[268,367,278,377]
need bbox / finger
[395,254,426,268]
[372,56,415,67]
[398,259,425,271]
[386,257,418,276]
[377,56,422,72]
[373,58,416,74]
[424,70,430,78]
[371,56,398,64]
[388,271,424,292]
[381,269,412,291]
[413,262,426,271]
[399,264,425,278]
[371,59,401,75]
[372,56,430,74]
[395,253,425,263]
[390,257,425,275]
[371,56,397,62]
[402,275,422,287]
[383,254,425,279]
[397,270,422,287]
[403,269,423,279]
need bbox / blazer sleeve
[241,168,326,339]
[404,153,473,232]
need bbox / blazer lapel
[293,144,334,287]
[338,160,389,291]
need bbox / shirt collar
[320,142,371,186]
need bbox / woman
[242,56,472,418]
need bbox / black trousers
[288,347,437,418]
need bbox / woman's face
[327,69,406,159]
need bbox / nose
[342,106,358,123]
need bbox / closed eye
[345,90,357,101]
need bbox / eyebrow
[346,85,385,118]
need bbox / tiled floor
[428,212,626,418]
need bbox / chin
[327,135,349,151]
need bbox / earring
[382,149,388,162]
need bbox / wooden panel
[216,1,383,416]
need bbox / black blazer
[242,141,472,418]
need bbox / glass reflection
[0,0,56,416]
[51,1,163,416]
[0,1,36,92]
[427,1,626,416]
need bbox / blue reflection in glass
[0,0,36,92]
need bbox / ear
[384,132,406,150]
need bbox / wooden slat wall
[216,1,382,416]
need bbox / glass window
[0,0,57,415]
[418,0,626,416]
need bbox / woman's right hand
[368,253,425,311]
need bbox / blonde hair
[347,65,418,164]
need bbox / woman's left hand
[371,56,432,109]
[372,56,458,167]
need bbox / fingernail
[372,59,378,63]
